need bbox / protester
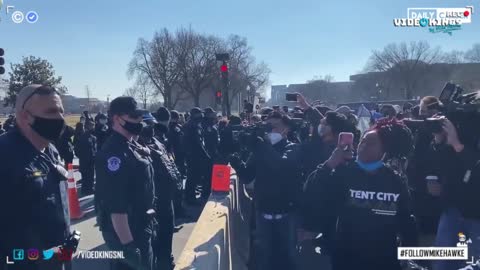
[303,119,417,270]
[230,111,302,270]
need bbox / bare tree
[442,50,465,64]
[225,35,270,113]
[367,41,442,99]
[124,76,156,109]
[176,28,220,107]
[128,29,186,109]
[465,44,480,63]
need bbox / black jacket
[56,125,75,163]
[235,139,302,214]
[94,124,110,151]
[183,120,210,163]
[167,122,185,160]
[303,163,418,270]
[142,137,181,209]
[77,131,97,164]
[0,128,70,268]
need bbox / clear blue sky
[0,0,478,100]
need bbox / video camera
[231,122,272,147]
[404,82,480,133]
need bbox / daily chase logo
[393,6,473,34]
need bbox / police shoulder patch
[107,156,121,172]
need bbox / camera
[404,82,480,133]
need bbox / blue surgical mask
[267,132,283,145]
[356,158,384,172]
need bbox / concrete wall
[175,170,253,270]
[175,170,332,270]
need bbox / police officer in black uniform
[77,120,97,195]
[94,113,110,151]
[202,107,219,199]
[183,107,211,204]
[139,112,179,270]
[95,96,155,270]
[0,85,71,270]
[55,124,75,168]
[167,110,187,216]
[153,107,170,146]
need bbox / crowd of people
[1,84,479,270]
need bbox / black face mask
[121,118,144,135]
[141,125,155,141]
[30,115,66,141]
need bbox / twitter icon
[42,249,54,260]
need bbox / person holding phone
[303,119,418,270]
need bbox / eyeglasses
[22,86,60,109]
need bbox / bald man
[0,85,71,270]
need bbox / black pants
[102,230,153,270]
[185,160,200,202]
[79,160,95,192]
[201,162,213,200]
[153,202,175,270]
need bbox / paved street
[70,162,201,269]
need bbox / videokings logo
[393,6,474,35]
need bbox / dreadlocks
[371,118,414,160]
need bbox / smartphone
[338,132,354,147]
[285,93,298,102]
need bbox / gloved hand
[122,241,142,269]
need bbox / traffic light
[215,90,222,105]
[220,63,228,81]
[0,48,5,75]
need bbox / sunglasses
[22,86,60,109]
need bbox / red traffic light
[216,91,222,98]
[220,64,228,73]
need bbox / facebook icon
[13,249,24,260]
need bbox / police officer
[94,113,110,151]
[202,107,219,199]
[167,110,187,217]
[139,112,178,270]
[154,107,170,146]
[0,85,71,270]
[55,124,75,168]
[95,96,155,270]
[77,120,97,195]
[183,107,211,204]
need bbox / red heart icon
[464,11,470,17]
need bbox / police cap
[109,96,144,118]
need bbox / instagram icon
[27,249,39,260]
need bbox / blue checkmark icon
[26,11,39,23]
